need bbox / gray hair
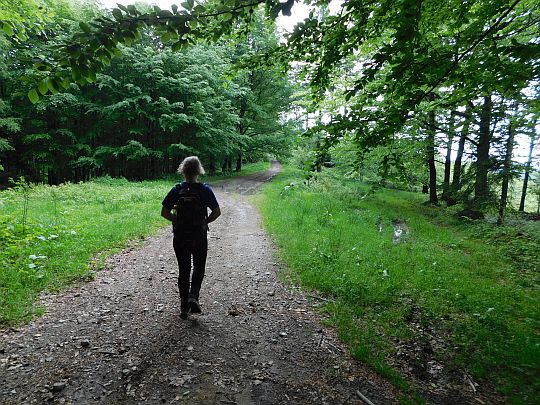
[177,156,205,178]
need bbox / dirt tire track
[0,164,398,404]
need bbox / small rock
[267,291,275,297]
[253,380,263,386]
[80,340,90,348]
[279,332,287,337]
[51,382,66,393]
[228,305,240,316]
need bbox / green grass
[0,162,270,325]
[224,160,272,177]
[257,166,540,404]
[0,177,171,324]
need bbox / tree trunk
[497,112,516,225]
[222,157,229,173]
[441,112,455,202]
[235,154,242,172]
[209,158,217,176]
[474,95,492,209]
[426,103,438,204]
[519,135,536,212]
[450,105,472,200]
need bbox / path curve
[0,165,398,404]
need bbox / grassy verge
[257,166,539,404]
[0,162,269,325]
[0,177,170,324]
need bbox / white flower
[28,263,36,269]
[29,254,38,260]
[48,234,59,239]
[37,235,47,241]
[70,230,76,235]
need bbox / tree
[497,104,518,225]
[519,122,538,212]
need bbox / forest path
[0,163,398,404]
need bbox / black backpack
[172,183,208,239]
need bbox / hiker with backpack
[161,156,221,319]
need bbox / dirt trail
[0,163,398,404]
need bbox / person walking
[161,156,221,319]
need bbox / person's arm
[206,206,221,224]
[161,205,173,222]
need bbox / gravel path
[0,164,398,404]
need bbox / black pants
[173,236,208,310]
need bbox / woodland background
[1,0,539,402]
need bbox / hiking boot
[188,297,202,314]
[180,307,189,320]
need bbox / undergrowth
[258,166,539,404]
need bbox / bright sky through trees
[99,0,310,32]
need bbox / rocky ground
[0,164,398,404]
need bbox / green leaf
[223,13,233,21]
[38,79,48,95]
[28,89,39,104]
[161,32,171,42]
[159,10,173,18]
[2,22,14,36]
[171,40,185,52]
[86,71,97,83]
[112,8,123,20]
[127,5,138,15]
[79,21,91,34]
[46,78,58,94]
[193,4,206,13]
[117,4,128,12]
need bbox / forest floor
[0,162,399,404]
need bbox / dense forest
[0,1,296,184]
